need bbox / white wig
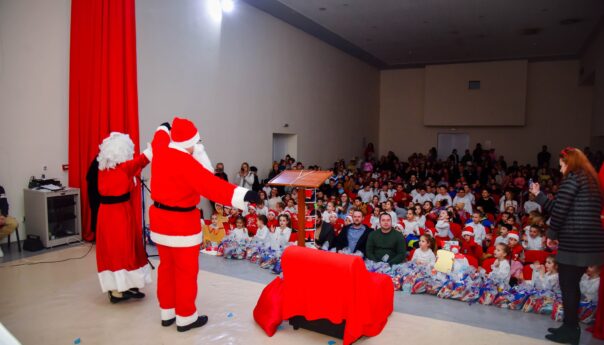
[97,132,135,170]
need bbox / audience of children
[206,147,602,324]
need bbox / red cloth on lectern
[281,246,393,345]
[588,163,604,339]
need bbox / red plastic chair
[524,250,550,264]
[486,213,495,222]
[408,248,416,260]
[522,265,533,280]
[466,255,479,268]
[450,223,462,239]
[482,257,496,274]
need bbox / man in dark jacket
[314,212,335,249]
[332,210,373,256]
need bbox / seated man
[332,209,373,256]
[313,211,335,249]
[365,213,406,265]
[0,185,18,257]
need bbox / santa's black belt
[153,201,196,212]
[99,193,130,204]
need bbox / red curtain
[69,0,141,241]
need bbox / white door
[437,133,469,161]
[272,133,298,163]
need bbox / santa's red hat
[171,117,200,149]
[508,230,520,241]
[462,226,474,237]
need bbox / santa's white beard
[193,143,213,172]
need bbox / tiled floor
[1,244,603,344]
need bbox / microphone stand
[140,176,158,269]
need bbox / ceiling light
[221,0,235,13]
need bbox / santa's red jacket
[149,126,248,247]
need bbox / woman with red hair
[530,147,604,344]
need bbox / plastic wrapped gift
[425,273,448,295]
[552,299,564,322]
[578,299,596,324]
[493,285,530,310]
[437,280,455,299]
[449,281,468,300]
[402,272,421,292]
[271,259,282,275]
[392,275,402,291]
[525,290,557,315]
[478,281,499,305]
[411,277,427,294]
[460,285,481,303]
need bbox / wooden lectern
[268,170,332,246]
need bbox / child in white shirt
[531,255,560,292]
[435,210,453,240]
[494,224,512,246]
[489,243,511,284]
[580,265,600,303]
[411,234,436,266]
[467,212,487,247]
[254,215,270,244]
[269,214,292,251]
[523,225,545,251]
[231,216,249,242]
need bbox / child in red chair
[460,227,483,262]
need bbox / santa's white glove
[143,143,153,160]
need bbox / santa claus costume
[95,132,152,303]
[150,117,253,332]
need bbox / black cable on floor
[0,243,94,268]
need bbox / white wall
[424,60,528,126]
[136,0,380,183]
[0,0,380,237]
[380,60,593,165]
[0,0,71,241]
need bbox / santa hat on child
[508,230,520,241]
[462,226,474,237]
[394,223,404,232]
[268,209,277,217]
[171,117,200,149]
[248,204,257,211]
